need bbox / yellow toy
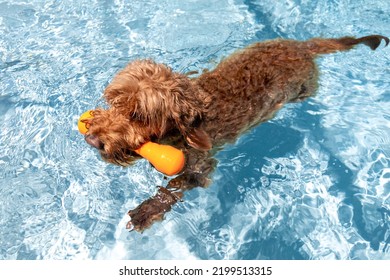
[77,110,93,134]
[78,110,185,176]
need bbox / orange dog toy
[134,142,185,176]
[77,110,94,134]
[78,110,185,176]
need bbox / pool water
[0,0,389,260]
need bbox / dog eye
[85,134,105,150]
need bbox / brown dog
[83,35,388,232]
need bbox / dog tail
[305,35,389,56]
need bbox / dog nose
[85,134,104,150]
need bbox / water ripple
[1,0,389,260]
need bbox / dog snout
[85,134,104,150]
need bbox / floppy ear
[185,126,212,151]
[168,78,213,151]
[131,60,213,151]
[169,98,213,151]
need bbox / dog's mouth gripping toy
[78,110,185,176]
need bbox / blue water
[0,0,389,260]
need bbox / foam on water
[0,0,389,259]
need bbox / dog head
[84,60,212,165]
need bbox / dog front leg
[127,149,216,232]
[126,187,183,232]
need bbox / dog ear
[185,127,212,151]
[176,114,212,151]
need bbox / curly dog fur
[83,35,388,232]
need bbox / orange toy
[77,110,94,135]
[135,142,185,176]
[78,110,185,176]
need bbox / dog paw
[126,187,183,232]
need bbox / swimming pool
[0,0,389,260]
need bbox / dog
[83,35,388,232]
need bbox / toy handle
[135,142,185,176]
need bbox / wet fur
[84,35,388,232]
